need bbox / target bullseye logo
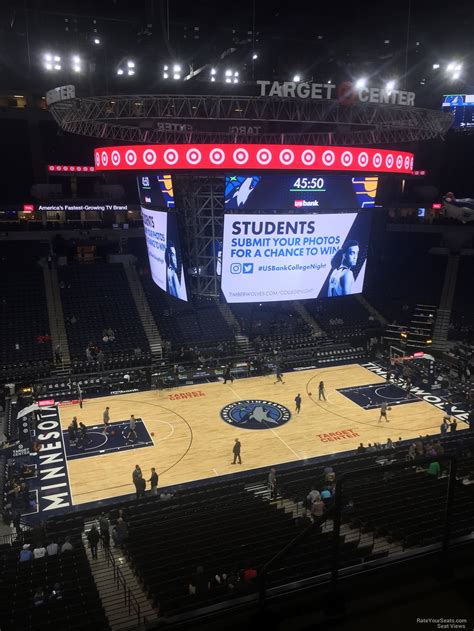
[101,151,108,167]
[404,156,411,170]
[385,154,394,169]
[143,149,157,165]
[396,155,403,169]
[111,151,121,166]
[256,148,272,165]
[322,150,335,166]
[357,152,369,167]
[95,152,100,167]
[209,148,226,165]
[186,148,202,165]
[164,148,179,165]
[301,150,315,166]
[373,153,382,168]
[125,150,137,166]
[279,149,294,165]
[233,148,249,165]
[341,151,353,167]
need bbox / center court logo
[221,400,291,430]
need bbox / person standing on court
[274,366,285,384]
[379,402,389,423]
[440,417,449,438]
[103,406,110,435]
[318,381,326,401]
[77,383,83,408]
[232,438,242,464]
[132,465,142,498]
[295,393,302,414]
[149,467,159,495]
[223,363,234,384]
[126,414,138,442]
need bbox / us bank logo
[221,400,291,430]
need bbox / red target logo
[101,152,108,167]
[256,148,272,165]
[396,155,403,169]
[373,153,382,168]
[125,150,137,166]
[164,148,179,165]
[143,149,157,165]
[358,152,369,168]
[233,148,249,165]
[322,150,335,166]
[279,149,294,165]
[95,152,100,167]
[404,156,411,170]
[341,151,353,167]
[111,151,121,166]
[385,154,394,169]
[186,148,202,164]
[209,148,226,165]
[301,150,315,166]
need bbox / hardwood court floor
[59,364,450,505]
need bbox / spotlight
[173,64,181,72]
[164,65,169,71]
[452,71,460,80]
[432,63,440,69]
[233,77,239,83]
[45,63,53,71]
[128,69,135,76]
[73,65,81,73]
[225,77,231,83]
[44,53,52,62]
[211,76,216,82]
[163,72,169,79]
[117,68,124,75]
[355,77,367,89]
[210,68,216,75]
[225,69,232,77]
[72,55,81,64]
[173,73,180,80]
[252,53,258,60]
[94,38,100,45]
[54,55,61,62]
[386,80,396,92]
[234,71,239,77]
[293,74,301,82]
[127,60,135,68]
[54,64,61,70]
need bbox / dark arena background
[2,2,474,630]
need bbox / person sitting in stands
[33,587,45,606]
[61,537,73,553]
[306,487,321,505]
[310,498,325,521]
[427,461,441,478]
[33,543,46,559]
[356,443,366,453]
[188,566,210,596]
[19,544,32,562]
[49,583,63,601]
[47,541,59,556]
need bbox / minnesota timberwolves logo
[220,400,291,430]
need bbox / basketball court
[55,362,456,507]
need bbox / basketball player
[274,366,285,384]
[379,402,389,423]
[103,406,110,435]
[77,383,83,409]
[318,381,326,401]
[295,393,302,414]
[126,415,138,442]
[327,240,359,297]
